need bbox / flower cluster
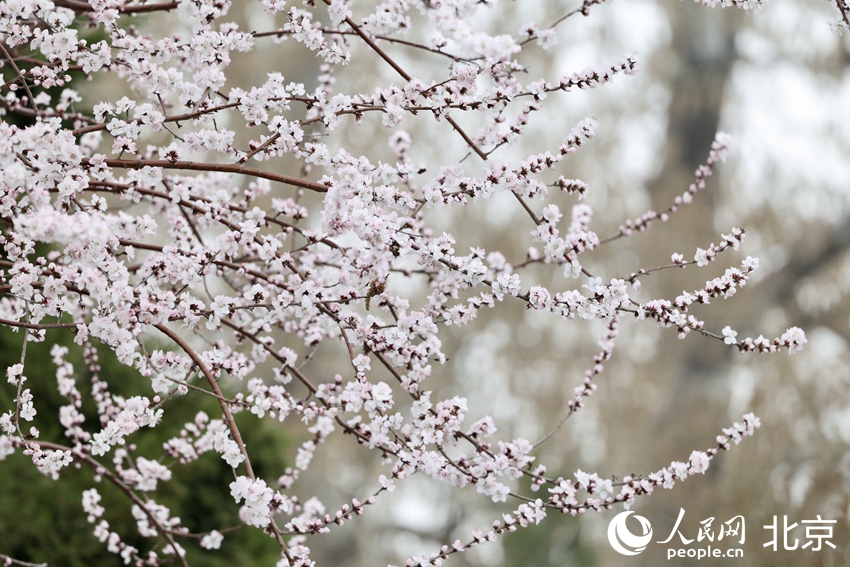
[0,0,827,564]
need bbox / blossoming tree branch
[0,0,826,563]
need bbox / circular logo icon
[607,511,653,556]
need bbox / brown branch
[153,324,255,479]
[83,158,329,193]
[27,441,189,567]
[254,28,471,62]
[0,43,38,116]
[54,0,179,13]
[0,553,47,567]
[325,5,546,229]
[0,317,78,330]
[834,0,850,28]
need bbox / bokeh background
[2,0,849,565]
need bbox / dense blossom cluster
[0,0,829,564]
